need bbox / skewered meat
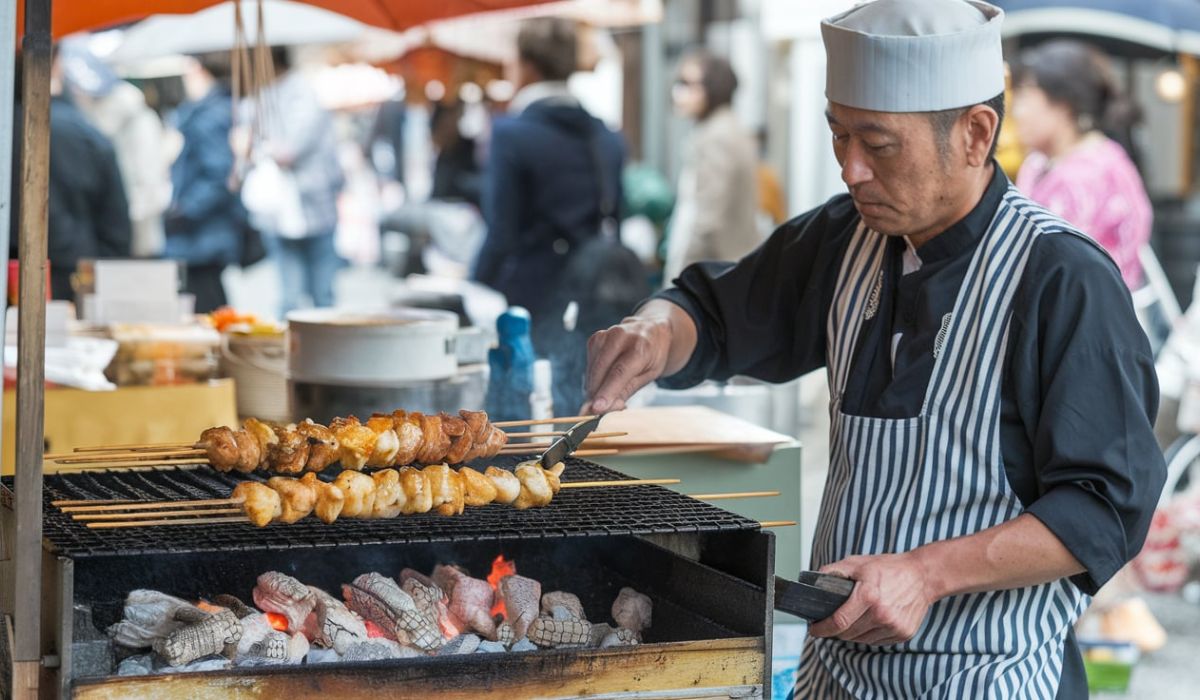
[267,477,316,524]
[398,466,433,515]
[424,463,465,516]
[232,481,281,527]
[498,575,541,640]
[269,423,311,475]
[342,573,442,651]
[330,416,377,470]
[198,427,240,471]
[300,472,345,524]
[391,411,424,466]
[334,470,376,518]
[370,469,405,519]
[297,419,339,472]
[153,609,241,667]
[303,585,368,654]
[459,467,498,506]
[253,572,315,632]
[365,415,401,467]
[485,466,520,505]
[234,462,569,526]
[197,408,514,474]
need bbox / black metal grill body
[0,458,775,696]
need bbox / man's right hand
[582,300,697,414]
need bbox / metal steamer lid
[287,307,460,384]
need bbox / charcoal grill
[1,456,777,698]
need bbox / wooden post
[1180,53,1199,195]
[13,0,52,696]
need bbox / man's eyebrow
[824,110,895,136]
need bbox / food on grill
[231,461,565,528]
[197,409,510,474]
[232,481,282,528]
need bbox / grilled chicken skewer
[230,461,563,527]
[197,410,511,475]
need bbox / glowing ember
[195,600,225,614]
[265,612,289,632]
[486,554,517,619]
[364,620,388,639]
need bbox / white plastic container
[287,308,459,385]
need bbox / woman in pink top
[1012,40,1152,289]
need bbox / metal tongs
[538,415,604,469]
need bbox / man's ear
[962,104,1000,167]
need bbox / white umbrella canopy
[106,0,371,65]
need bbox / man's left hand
[807,552,937,646]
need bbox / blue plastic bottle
[486,307,536,422]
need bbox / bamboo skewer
[64,415,606,456]
[74,508,245,521]
[47,449,205,464]
[758,521,797,528]
[89,516,250,529]
[559,478,680,489]
[685,491,781,501]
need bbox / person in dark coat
[473,17,625,413]
[10,49,132,302]
[164,54,243,313]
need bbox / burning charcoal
[498,575,541,640]
[495,621,515,648]
[343,573,442,651]
[588,623,615,647]
[342,638,422,662]
[476,640,507,653]
[600,628,639,648]
[153,609,242,667]
[438,569,496,640]
[550,606,580,622]
[541,592,586,622]
[510,637,538,653]
[242,630,309,665]
[431,564,469,597]
[401,578,453,648]
[611,587,652,636]
[306,647,341,664]
[253,572,316,632]
[436,633,481,656]
[528,617,592,648]
[212,594,256,619]
[116,654,155,677]
[236,614,276,657]
[178,656,233,673]
[108,590,203,649]
[400,568,438,590]
[303,585,368,655]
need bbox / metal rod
[13,0,52,671]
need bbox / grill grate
[4,457,759,558]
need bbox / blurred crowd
[5,16,1170,410]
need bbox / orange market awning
[18,0,558,39]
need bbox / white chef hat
[822,0,1005,113]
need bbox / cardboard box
[3,379,237,474]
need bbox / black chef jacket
[655,163,1166,699]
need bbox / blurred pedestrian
[164,53,243,313]
[60,39,171,259]
[255,46,345,316]
[10,47,132,301]
[663,50,759,284]
[1012,40,1152,290]
[473,17,626,414]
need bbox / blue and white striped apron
[792,189,1089,699]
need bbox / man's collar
[913,161,1008,265]
[508,81,576,115]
